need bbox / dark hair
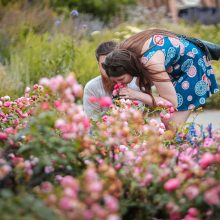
[102,49,141,77]
[103,48,154,104]
[95,41,117,61]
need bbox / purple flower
[54,19,61,27]
[207,123,212,138]
[189,122,197,137]
[70,9,79,17]
[175,133,181,143]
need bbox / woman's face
[110,74,133,85]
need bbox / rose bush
[0,73,220,219]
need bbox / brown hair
[95,41,118,94]
[119,28,176,56]
[95,41,117,61]
[103,28,177,105]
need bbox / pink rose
[169,106,175,113]
[87,181,103,193]
[83,210,94,219]
[83,118,90,129]
[187,208,199,217]
[204,185,220,205]
[59,197,72,210]
[159,128,165,134]
[102,115,109,122]
[54,100,62,108]
[40,181,53,193]
[112,90,118,97]
[132,100,139,105]
[199,153,214,169]
[104,195,119,212]
[164,178,180,192]
[114,84,120,89]
[4,101,11,107]
[99,97,112,108]
[143,173,153,186]
[61,176,78,191]
[118,83,125,89]
[165,101,173,108]
[157,101,165,106]
[184,186,199,200]
[203,138,214,147]
[88,96,98,103]
[0,132,8,141]
[41,102,49,110]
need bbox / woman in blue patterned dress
[102,29,219,130]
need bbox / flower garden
[0,73,220,220]
[1,1,220,219]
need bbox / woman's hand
[119,87,139,100]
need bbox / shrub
[49,0,136,23]
[0,73,220,219]
[0,32,75,98]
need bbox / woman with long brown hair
[102,29,219,130]
[83,41,142,120]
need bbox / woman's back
[142,34,219,111]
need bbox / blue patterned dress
[142,35,219,111]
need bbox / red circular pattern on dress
[181,81,189,90]
[188,66,197,77]
[153,35,164,46]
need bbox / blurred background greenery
[0,0,219,108]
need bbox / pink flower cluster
[158,100,176,120]
[0,95,32,128]
[88,96,112,108]
[39,74,91,139]
[40,74,83,100]
[8,153,39,178]
[94,101,220,217]
[38,165,121,220]
[112,83,126,97]
[1,72,220,219]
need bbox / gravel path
[187,110,220,129]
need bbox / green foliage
[0,190,59,220]
[49,0,135,23]
[73,31,116,85]
[17,111,84,172]
[0,32,75,97]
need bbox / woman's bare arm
[142,50,178,107]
